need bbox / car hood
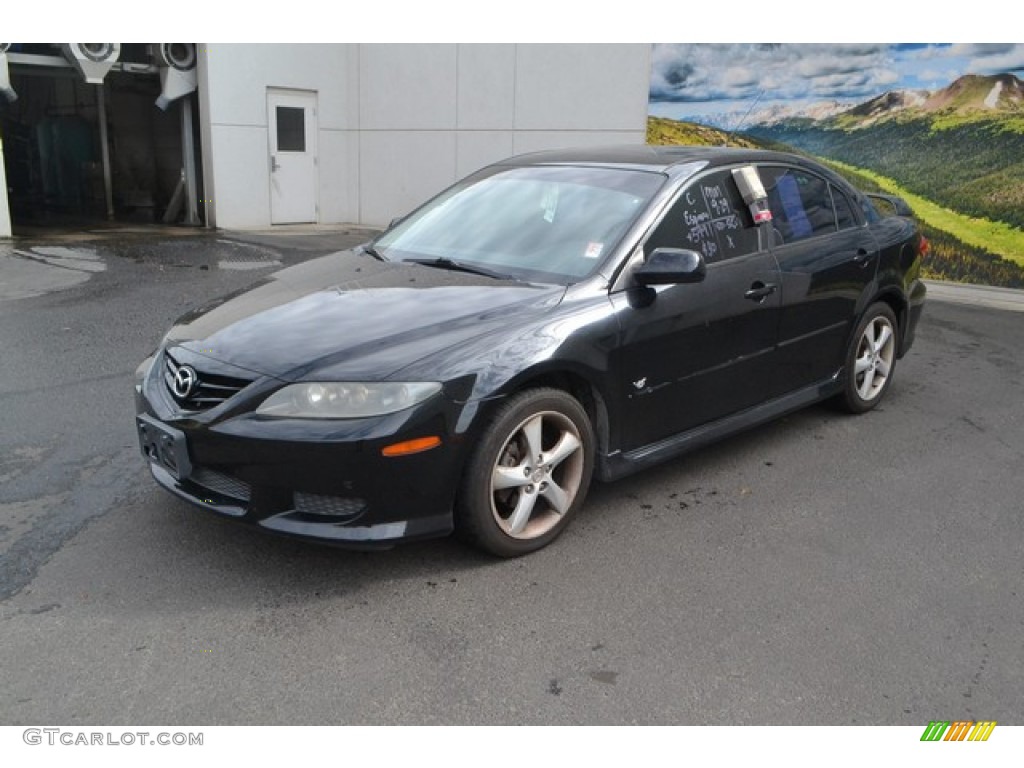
[163,250,565,380]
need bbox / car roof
[496,144,822,182]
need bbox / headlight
[255,382,442,419]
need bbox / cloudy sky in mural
[649,43,1024,120]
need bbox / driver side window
[645,170,760,263]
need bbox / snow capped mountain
[690,100,854,129]
[922,73,1023,112]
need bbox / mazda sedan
[135,145,926,556]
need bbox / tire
[456,388,595,557]
[839,302,899,414]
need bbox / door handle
[745,282,777,302]
[271,156,280,172]
[853,248,875,266]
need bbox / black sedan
[135,145,926,556]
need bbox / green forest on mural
[648,55,1024,288]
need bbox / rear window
[866,197,901,218]
[860,197,882,223]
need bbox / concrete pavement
[923,279,1024,313]
[1,224,1022,725]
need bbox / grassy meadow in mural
[648,45,1024,287]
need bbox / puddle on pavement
[25,246,106,272]
[1,238,283,300]
[217,258,283,271]
[214,239,281,270]
[105,237,283,271]
[0,244,107,301]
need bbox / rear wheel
[456,388,595,557]
[839,302,898,413]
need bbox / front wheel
[839,302,899,413]
[456,388,595,557]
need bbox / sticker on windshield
[584,242,604,259]
[541,186,559,223]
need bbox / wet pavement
[0,225,378,301]
[0,226,377,600]
[0,244,108,301]
[0,226,1022,725]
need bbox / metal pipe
[96,83,114,220]
[7,52,157,74]
[181,96,200,225]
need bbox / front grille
[163,351,252,411]
[190,467,252,502]
[293,492,366,520]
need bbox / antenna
[723,89,765,147]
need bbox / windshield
[374,165,665,284]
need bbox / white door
[267,89,318,224]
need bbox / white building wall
[200,43,651,229]
[199,43,360,229]
[0,133,11,237]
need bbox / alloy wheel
[853,315,895,402]
[489,410,585,539]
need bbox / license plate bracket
[137,414,193,480]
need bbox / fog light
[294,492,366,519]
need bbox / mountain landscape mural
[648,44,1024,287]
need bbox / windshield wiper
[360,243,387,261]
[406,257,514,281]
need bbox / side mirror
[634,248,706,286]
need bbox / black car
[135,145,926,556]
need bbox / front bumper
[146,462,453,546]
[135,357,469,547]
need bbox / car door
[609,167,781,451]
[758,165,879,393]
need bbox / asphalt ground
[0,227,1021,725]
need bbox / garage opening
[0,43,202,234]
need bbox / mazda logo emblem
[172,365,198,399]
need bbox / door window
[760,166,837,244]
[830,184,857,230]
[645,170,760,263]
[276,106,306,152]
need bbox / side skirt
[598,374,843,482]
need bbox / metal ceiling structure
[0,43,200,233]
